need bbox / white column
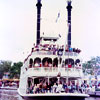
[48,77,49,84]
[32,77,34,86]
[66,77,68,84]
[57,77,60,84]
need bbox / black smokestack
[67,0,72,48]
[36,0,42,45]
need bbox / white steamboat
[18,0,89,99]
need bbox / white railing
[27,67,82,74]
[32,51,79,57]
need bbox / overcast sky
[0,0,100,62]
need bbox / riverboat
[18,0,89,99]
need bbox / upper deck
[21,36,82,79]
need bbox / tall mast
[36,0,42,45]
[67,0,72,48]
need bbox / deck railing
[26,67,82,75]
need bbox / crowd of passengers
[28,57,81,68]
[0,80,19,88]
[24,44,81,63]
[29,63,81,68]
[27,81,91,94]
[31,44,81,54]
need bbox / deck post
[57,77,60,84]
[32,78,34,86]
[66,77,68,84]
[48,76,49,84]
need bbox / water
[0,89,100,100]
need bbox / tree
[82,56,100,75]
[10,62,23,78]
[0,60,12,79]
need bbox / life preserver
[57,49,63,56]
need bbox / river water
[0,89,100,100]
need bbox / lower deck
[18,92,89,97]
[18,89,89,100]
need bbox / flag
[56,12,60,23]
[57,12,60,18]
[58,34,61,38]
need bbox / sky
[0,0,100,62]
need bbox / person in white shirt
[56,83,63,93]
[53,83,57,93]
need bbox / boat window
[75,59,80,65]
[44,39,51,41]
[48,58,52,67]
[34,57,41,67]
[42,57,52,67]
[53,58,58,67]
[43,38,57,42]
[65,58,74,68]
[29,58,33,68]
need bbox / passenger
[69,48,73,52]
[53,83,57,93]
[39,63,42,67]
[98,84,100,89]
[71,83,76,93]
[48,45,51,51]
[63,83,68,93]
[34,62,40,67]
[36,83,40,93]
[44,61,48,67]
[45,82,48,93]
[28,85,34,93]
[52,45,55,55]
[86,84,91,93]
[47,83,52,93]
[34,84,39,93]
[72,48,75,52]
[39,83,43,93]
[62,61,65,67]
[0,80,2,87]
[56,82,64,93]
[27,87,30,94]
[76,83,79,92]
[42,83,47,93]
[91,85,95,92]
[81,84,86,93]
[29,64,32,68]
[48,63,52,67]
[54,64,57,67]
[57,47,63,56]
[68,83,71,93]
[68,63,72,68]
[31,48,34,53]
[65,45,68,52]
[33,84,37,93]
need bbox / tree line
[83,56,100,75]
[0,60,23,79]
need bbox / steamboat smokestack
[67,0,72,48]
[36,0,42,45]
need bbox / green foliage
[0,60,23,79]
[82,56,100,75]
[0,60,12,79]
[10,62,23,79]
